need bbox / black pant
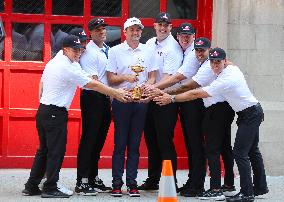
[26,104,68,192]
[144,101,178,183]
[77,90,111,183]
[203,102,235,189]
[112,100,148,186]
[234,103,267,196]
[178,99,206,190]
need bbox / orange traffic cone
[157,160,178,202]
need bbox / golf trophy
[129,63,145,100]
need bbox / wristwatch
[170,95,176,103]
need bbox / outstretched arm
[153,88,210,105]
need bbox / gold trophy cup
[129,64,145,100]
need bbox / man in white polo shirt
[106,17,157,197]
[138,12,183,191]
[146,24,206,196]
[75,18,112,195]
[154,47,268,202]
[148,38,237,199]
[22,35,131,198]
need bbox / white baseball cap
[123,17,144,30]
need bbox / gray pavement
[0,169,282,202]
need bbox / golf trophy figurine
[129,63,145,100]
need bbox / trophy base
[132,86,142,100]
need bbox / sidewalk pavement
[0,169,282,202]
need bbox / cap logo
[210,51,219,57]
[162,14,168,19]
[97,18,104,23]
[74,39,81,44]
[195,40,204,46]
[80,30,86,36]
[183,26,190,31]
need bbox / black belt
[40,103,67,112]
[237,103,260,116]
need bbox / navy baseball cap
[209,47,226,60]
[155,12,171,24]
[69,28,89,42]
[62,35,84,49]
[88,18,108,31]
[178,22,194,35]
[194,37,211,49]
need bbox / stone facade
[212,0,284,175]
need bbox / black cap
[69,28,89,42]
[194,37,211,49]
[209,47,226,60]
[178,22,194,35]
[155,12,171,24]
[88,18,108,31]
[62,35,84,49]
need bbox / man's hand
[114,88,133,103]
[124,74,138,83]
[142,84,163,100]
[153,92,172,106]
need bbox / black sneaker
[75,182,98,196]
[127,185,140,197]
[226,192,254,202]
[90,176,112,192]
[221,185,237,197]
[137,178,159,191]
[254,187,269,196]
[22,186,41,196]
[111,187,123,197]
[177,178,191,193]
[41,189,70,198]
[180,187,205,197]
[198,189,226,201]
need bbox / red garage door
[0,0,212,168]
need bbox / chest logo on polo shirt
[157,51,163,56]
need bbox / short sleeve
[106,48,118,73]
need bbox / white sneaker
[57,182,73,196]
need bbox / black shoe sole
[41,194,70,198]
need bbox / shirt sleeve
[177,54,199,79]
[162,49,182,75]
[192,64,215,87]
[62,64,92,88]
[202,75,235,97]
[105,48,117,73]
[80,53,99,76]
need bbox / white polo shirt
[106,41,158,89]
[203,65,258,112]
[146,34,183,83]
[192,59,226,108]
[55,50,90,78]
[80,41,109,85]
[177,43,199,85]
[40,51,92,109]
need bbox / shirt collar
[122,41,142,51]
[184,43,194,55]
[155,34,173,47]
[89,40,108,51]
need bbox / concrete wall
[212,0,284,175]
